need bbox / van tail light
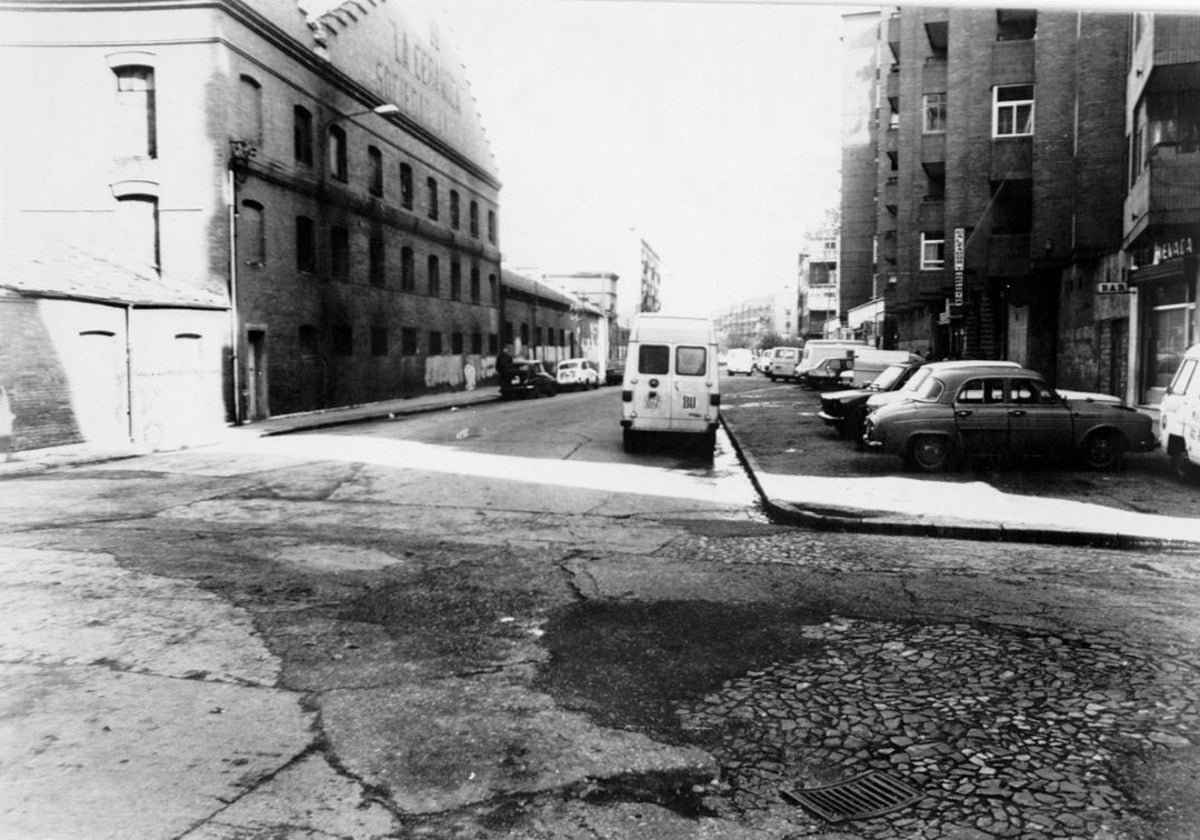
[622,390,633,402]
[710,394,721,407]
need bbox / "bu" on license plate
[682,395,697,410]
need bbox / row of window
[282,96,497,243]
[299,324,500,358]
[248,208,496,301]
[899,85,1034,138]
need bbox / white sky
[443,0,857,312]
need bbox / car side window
[957,378,1004,404]
[676,346,707,376]
[639,345,670,375]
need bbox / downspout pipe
[125,303,134,443]
[227,166,242,425]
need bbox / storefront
[1130,231,1199,405]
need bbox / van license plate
[646,395,659,409]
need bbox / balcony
[1149,144,1200,219]
[918,270,951,301]
[887,13,901,60]
[886,68,900,106]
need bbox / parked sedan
[862,366,1155,472]
[555,358,600,391]
[819,361,925,440]
[500,360,558,399]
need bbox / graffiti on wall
[424,355,497,389]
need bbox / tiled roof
[0,223,227,310]
[501,269,602,315]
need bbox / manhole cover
[781,770,922,823]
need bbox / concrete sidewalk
[0,388,501,477]
[722,418,1200,550]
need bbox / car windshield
[871,364,908,390]
[912,377,945,401]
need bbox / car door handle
[955,410,972,418]
[1009,410,1026,417]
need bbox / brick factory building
[1,0,501,449]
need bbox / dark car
[862,366,1156,472]
[500,359,557,399]
[801,356,855,390]
[818,361,924,439]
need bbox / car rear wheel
[1081,430,1124,470]
[908,435,952,472]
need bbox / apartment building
[841,7,1129,378]
[798,234,841,340]
[1,0,501,448]
[1124,13,1200,407]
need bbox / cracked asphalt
[2,381,1199,839]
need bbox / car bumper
[817,410,843,427]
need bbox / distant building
[500,271,604,368]
[0,0,501,450]
[798,235,842,340]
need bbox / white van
[795,340,867,385]
[621,314,720,453]
[1160,343,1200,481]
[766,346,802,381]
[839,348,925,388]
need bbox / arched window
[116,195,159,272]
[236,75,263,146]
[328,125,347,181]
[400,163,413,209]
[427,254,440,296]
[240,200,265,265]
[368,146,383,196]
[426,177,438,220]
[294,106,313,166]
[400,246,414,290]
[113,65,156,159]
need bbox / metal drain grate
[781,770,923,823]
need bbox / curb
[719,416,1196,551]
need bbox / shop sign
[953,228,965,305]
[1098,281,1128,294]
[1153,237,1193,264]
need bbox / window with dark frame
[452,332,464,354]
[298,324,318,359]
[400,163,413,209]
[401,246,415,290]
[450,260,461,300]
[371,326,388,356]
[489,334,499,354]
[472,332,483,354]
[429,331,443,355]
[470,266,481,303]
[428,255,441,296]
[237,74,263,147]
[487,210,496,244]
[426,177,439,220]
[996,9,1037,41]
[450,190,460,229]
[296,216,315,273]
[330,226,349,279]
[368,146,383,196]
[402,327,418,355]
[240,200,265,265]
[469,200,479,237]
[920,232,946,270]
[923,92,947,133]
[369,236,385,286]
[329,125,347,181]
[294,106,313,166]
[332,324,352,356]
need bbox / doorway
[246,329,268,420]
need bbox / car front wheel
[908,435,952,472]
[1080,430,1123,470]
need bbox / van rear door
[672,344,710,426]
[633,343,673,427]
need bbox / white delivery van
[621,314,720,453]
[766,346,802,381]
[1160,343,1200,481]
[795,340,867,386]
[840,348,925,388]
